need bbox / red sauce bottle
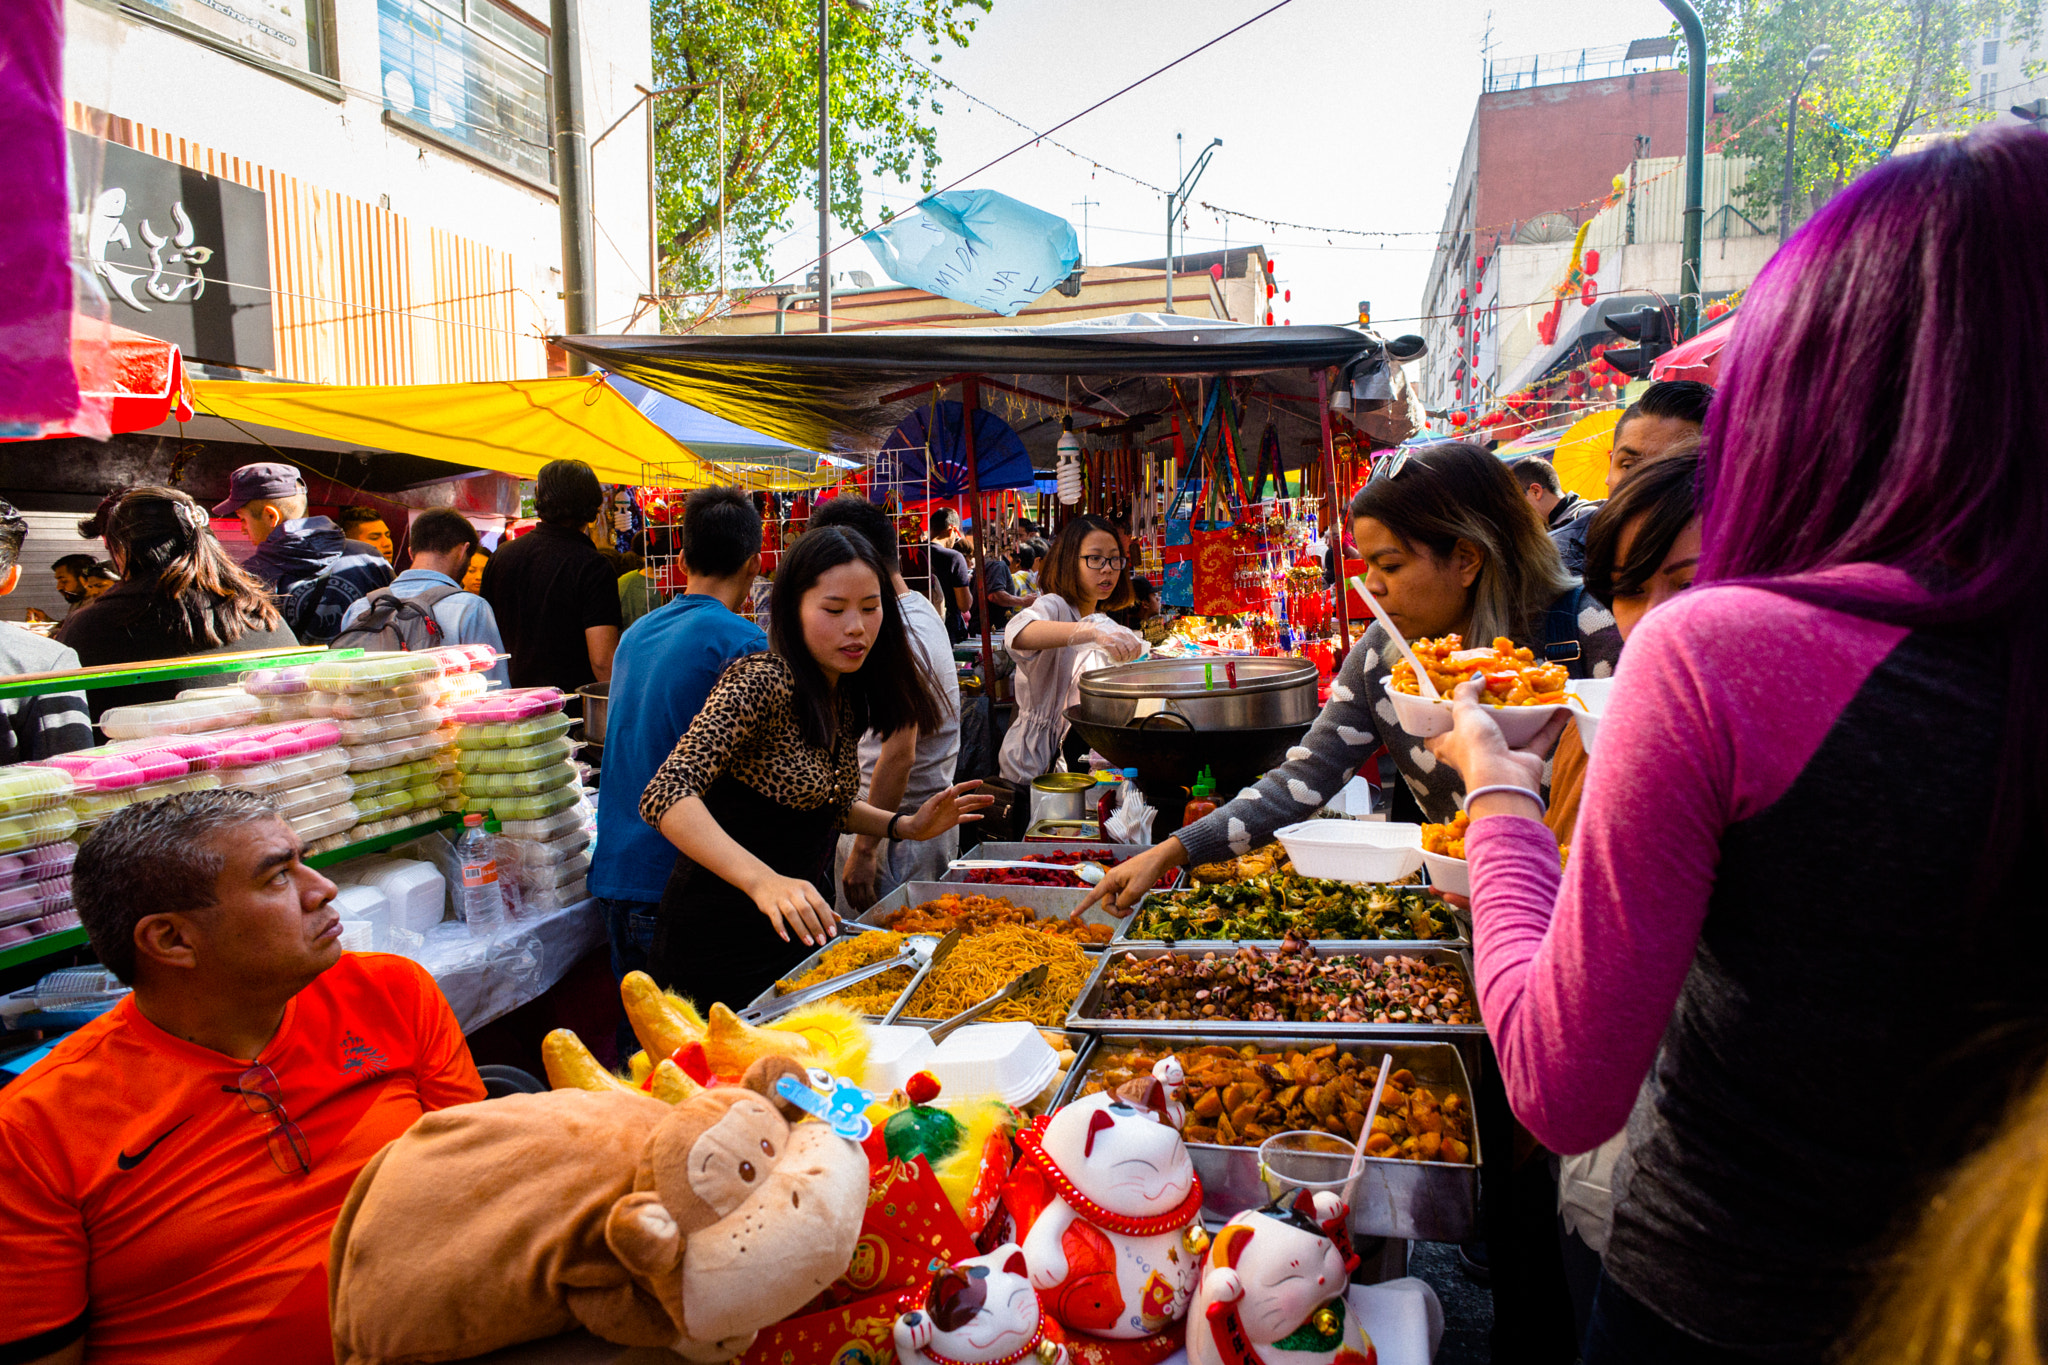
[1181,766,1220,825]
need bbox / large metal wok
[1064,705,1312,836]
[1075,658,1320,730]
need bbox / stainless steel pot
[1075,657,1320,730]
[577,683,610,745]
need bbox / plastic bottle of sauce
[1095,770,1122,829]
[1181,766,1220,827]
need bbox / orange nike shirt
[0,951,486,1364]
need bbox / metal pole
[1660,0,1707,340]
[550,0,595,369]
[1780,76,1804,243]
[817,0,832,333]
[642,87,656,319]
[1163,197,1176,313]
[1317,370,1351,655]
[718,81,726,305]
[962,377,993,682]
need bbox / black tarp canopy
[556,313,1424,468]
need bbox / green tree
[1696,0,2040,227]
[650,0,990,326]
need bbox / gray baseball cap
[211,462,307,516]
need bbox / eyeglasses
[1373,448,1420,482]
[223,1062,312,1177]
[1080,554,1126,571]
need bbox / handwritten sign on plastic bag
[862,190,1080,317]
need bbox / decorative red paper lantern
[1266,282,1276,299]
[1450,412,1469,428]
[1284,289,1291,302]
[1266,310,1275,325]
[1583,249,1601,274]
[1581,280,1597,306]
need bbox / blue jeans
[599,896,660,1061]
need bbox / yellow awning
[190,375,847,490]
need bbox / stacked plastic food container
[244,645,496,855]
[448,687,591,913]
[0,768,81,949]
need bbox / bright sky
[762,0,1686,330]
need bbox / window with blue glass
[378,0,552,184]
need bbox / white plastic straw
[1346,578,1441,700]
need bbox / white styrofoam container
[927,1022,1060,1107]
[1381,676,1567,747]
[1567,677,1616,752]
[1419,849,1470,897]
[361,860,448,932]
[1274,820,1425,882]
[861,1025,939,1097]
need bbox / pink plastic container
[446,688,565,725]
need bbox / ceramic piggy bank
[1189,1192,1376,1365]
[1012,1068,1206,1345]
[893,1244,1067,1365]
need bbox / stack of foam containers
[450,687,591,913]
[0,768,80,949]
[282,648,496,855]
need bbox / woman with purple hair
[1427,123,2048,1363]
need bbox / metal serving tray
[1064,942,1484,1039]
[1109,886,1467,946]
[853,881,1122,944]
[942,843,1186,892]
[1049,1034,1480,1243]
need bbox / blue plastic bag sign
[863,190,1081,316]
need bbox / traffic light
[2014,98,2048,126]
[1602,305,1674,377]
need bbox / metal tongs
[740,928,962,1026]
[927,964,1050,1042]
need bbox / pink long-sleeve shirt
[1464,565,1916,1155]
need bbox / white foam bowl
[1566,677,1616,752]
[1419,848,1470,897]
[928,1021,1060,1107]
[1381,677,1568,747]
[861,1024,938,1097]
[1276,820,1424,882]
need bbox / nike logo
[117,1115,191,1171]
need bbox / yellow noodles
[778,927,1094,1027]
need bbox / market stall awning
[0,315,192,442]
[189,375,849,490]
[1652,312,1735,385]
[556,313,1412,463]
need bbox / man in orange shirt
[0,790,485,1365]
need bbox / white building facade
[61,0,653,385]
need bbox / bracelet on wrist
[887,811,904,841]
[1462,783,1548,815]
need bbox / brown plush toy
[329,1055,871,1364]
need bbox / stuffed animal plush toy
[893,1244,1067,1365]
[1189,1192,1376,1365]
[328,1055,870,1365]
[1010,1069,1206,1348]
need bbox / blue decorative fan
[877,401,1037,497]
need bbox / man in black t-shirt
[480,460,624,692]
[925,508,973,643]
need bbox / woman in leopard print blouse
[640,524,991,1009]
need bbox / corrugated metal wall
[1587,154,1766,251]
[68,104,534,386]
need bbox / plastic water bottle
[455,813,503,936]
[485,814,525,922]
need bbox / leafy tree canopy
[650,0,991,325]
[1697,0,2040,225]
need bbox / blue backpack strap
[1542,587,1585,674]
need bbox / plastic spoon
[948,858,1107,886]
[1346,576,1442,701]
[1339,1053,1396,1214]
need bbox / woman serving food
[1083,441,1621,909]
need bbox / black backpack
[329,583,466,652]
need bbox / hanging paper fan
[876,401,1036,503]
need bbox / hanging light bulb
[1056,417,1083,506]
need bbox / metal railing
[1485,43,1680,93]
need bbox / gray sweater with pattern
[1174,605,1621,864]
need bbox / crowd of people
[0,120,2042,1365]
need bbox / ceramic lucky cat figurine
[1012,1062,1206,1347]
[893,1244,1066,1365]
[1189,1191,1377,1365]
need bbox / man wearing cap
[213,464,392,643]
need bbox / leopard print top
[640,652,861,828]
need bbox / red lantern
[1284,289,1291,303]
[1581,280,1597,306]
[1266,282,1277,299]
[1266,310,1275,325]
[1450,412,1469,428]
[1583,249,1601,275]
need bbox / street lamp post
[817,0,871,334]
[1781,44,1832,241]
[1163,137,1222,314]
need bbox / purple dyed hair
[1698,123,2048,889]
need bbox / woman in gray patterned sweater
[1087,441,1621,907]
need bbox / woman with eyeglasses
[1083,441,1620,906]
[998,513,1144,784]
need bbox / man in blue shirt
[590,488,763,1047]
[335,509,509,686]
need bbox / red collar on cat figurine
[1015,1115,1205,1236]
[920,1317,1062,1365]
